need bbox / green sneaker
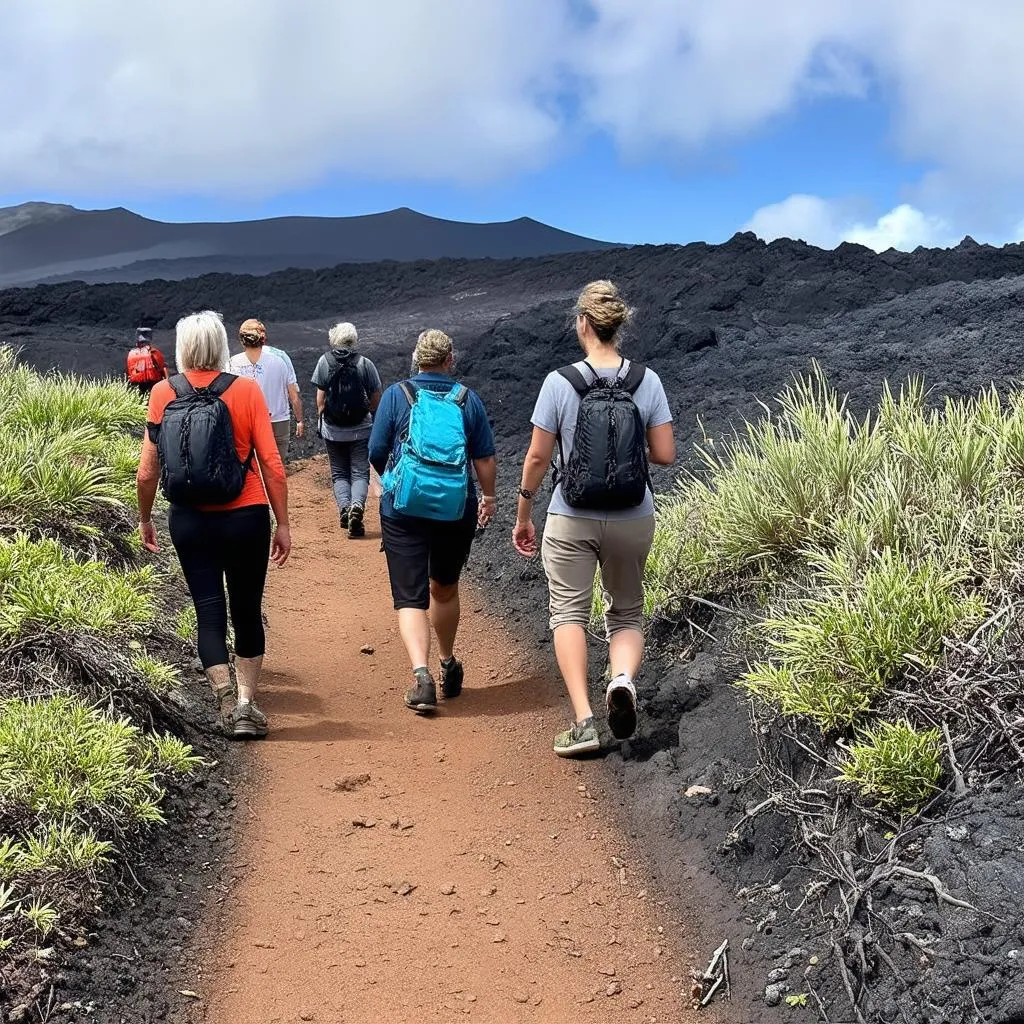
[553,717,600,758]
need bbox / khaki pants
[540,513,656,635]
[271,419,290,465]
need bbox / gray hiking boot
[404,669,437,714]
[553,717,600,758]
[228,701,269,739]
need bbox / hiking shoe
[339,506,350,530]
[405,669,437,714]
[348,504,365,539]
[553,717,600,758]
[606,675,638,741]
[229,701,269,739]
[440,657,463,699]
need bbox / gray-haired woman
[311,322,383,538]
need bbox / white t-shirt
[229,350,292,422]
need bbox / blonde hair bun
[575,280,631,344]
[413,329,453,369]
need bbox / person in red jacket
[126,327,169,395]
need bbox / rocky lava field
[3,234,1024,1023]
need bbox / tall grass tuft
[0,534,156,638]
[645,367,1024,744]
[0,347,146,535]
[838,720,943,811]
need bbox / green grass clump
[132,653,182,695]
[3,369,145,437]
[838,720,943,811]
[0,695,195,827]
[644,367,1024,741]
[0,534,156,638]
[0,826,113,880]
[174,604,198,643]
[0,693,199,954]
[742,551,985,730]
[0,347,146,534]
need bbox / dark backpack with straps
[555,360,651,511]
[156,374,254,506]
[323,350,370,427]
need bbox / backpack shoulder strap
[168,373,193,399]
[206,372,237,398]
[398,381,418,407]
[620,361,647,395]
[446,384,470,407]
[556,365,590,396]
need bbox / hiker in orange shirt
[125,327,169,396]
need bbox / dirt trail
[203,460,700,1023]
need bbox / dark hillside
[0,204,614,287]
[4,235,1024,1023]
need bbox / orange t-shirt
[146,370,287,512]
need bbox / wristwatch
[519,487,535,500]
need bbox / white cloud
[744,195,954,251]
[3,0,1024,240]
[0,1,570,195]
[845,204,952,251]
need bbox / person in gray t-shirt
[311,322,383,538]
[512,281,676,759]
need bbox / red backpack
[126,345,162,385]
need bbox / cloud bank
[743,196,955,252]
[2,1,1023,247]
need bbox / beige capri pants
[540,513,656,635]
[271,419,290,465]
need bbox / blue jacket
[369,372,496,520]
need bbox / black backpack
[554,360,651,511]
[323,350,369,427]
[156,374,254,506]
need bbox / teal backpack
[382,382,470,521]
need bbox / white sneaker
[606,675,638,741]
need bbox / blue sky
[1,2,1022,250]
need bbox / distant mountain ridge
[0,203,615,287]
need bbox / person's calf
[204,663,235,730]
[234,655,263,703]
[428,581,460,661]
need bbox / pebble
[764,984,787,1007]
[767,967,789,984]
[360,645,375,655]
[606,982,622,997]
[440,884,456,896]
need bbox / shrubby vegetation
[0,348,200,998]
[641,366,1024,811]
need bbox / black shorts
[381,513,476,610]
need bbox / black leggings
[168,504,272,669]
